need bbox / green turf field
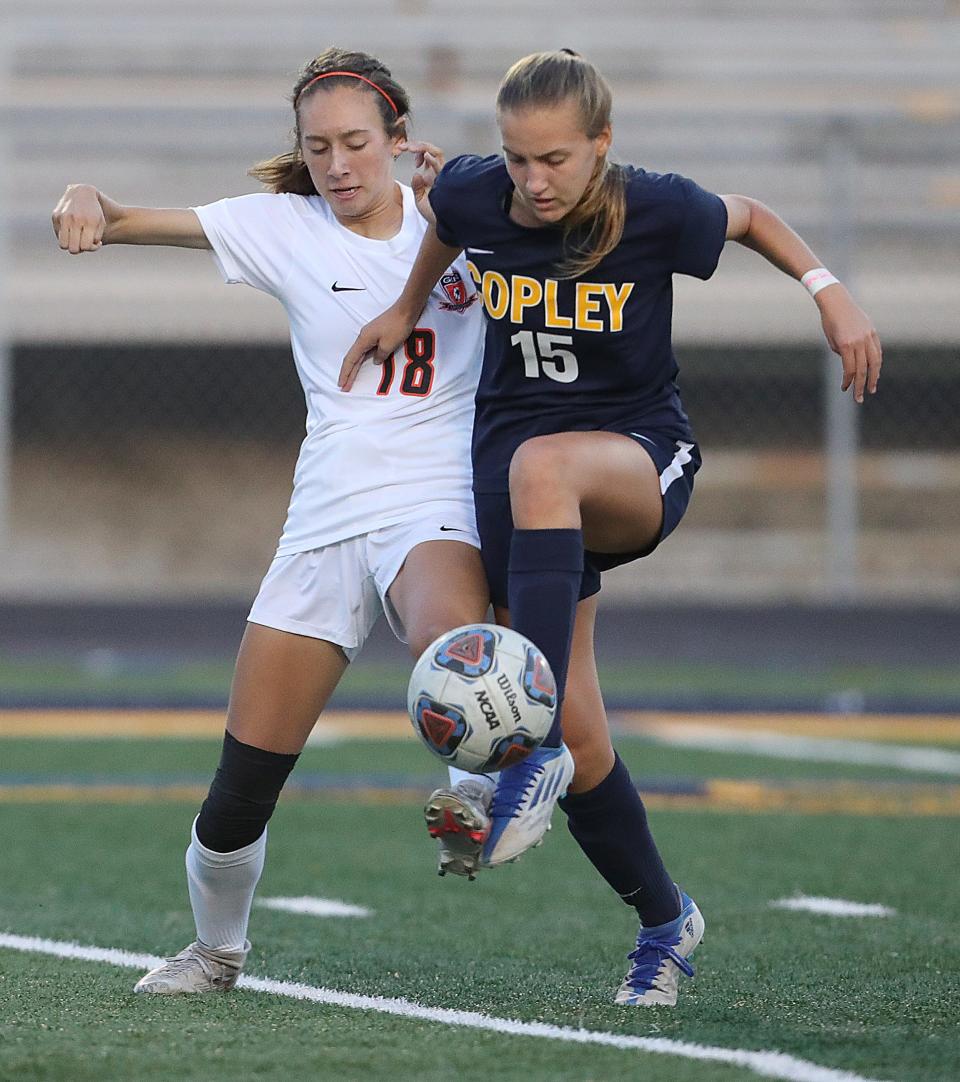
[5,654,960,709]
[1,731,958,1081]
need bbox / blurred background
[1,0,958,712]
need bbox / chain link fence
[6,338,958,602]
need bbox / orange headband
[296,71,399,115]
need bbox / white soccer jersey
[193,185,483,555]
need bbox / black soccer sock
[507,527,583,748]
[195,730,300,853]
[559,752,681,927]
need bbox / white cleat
[481,743,574,868]
[424,778,494,881]
[133,940,249,995]
[615,891,705,1006]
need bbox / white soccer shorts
[247,499,479,660]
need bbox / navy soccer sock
[559,753,681,927]
[507,528,583,748]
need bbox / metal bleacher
[5,0,959,345]
[1,2,958,603]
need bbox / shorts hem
[375,528,480,644]
[246,610,358,657]
[375,531,479,597]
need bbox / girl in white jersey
[52,48,488,995]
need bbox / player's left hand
[816,285,882,403]
[339,304,417,392]
[399,140,444,224]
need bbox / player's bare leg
[549,596,614,793]
[135,626,348,994]
[509,430,664,549]
[226,622,349,752]
[475,598,608,868]
[504,433,701,1001]
[387,538,489,658]
[478,432,661,867]
[388,540,495,879]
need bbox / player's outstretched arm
[52,184,210,253]
[338,225,462,391]
[721,193,881,403]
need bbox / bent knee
[509,436,575,490]
[406,618,470,660]
[196,732,299,852]
[407,628,442,660]
[508,436,583,519]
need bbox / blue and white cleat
[615,891,705,1006]
[481,743,575,867]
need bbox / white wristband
[800,267,840,297]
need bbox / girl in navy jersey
[341,49,882,1006]
[53,48,489,995]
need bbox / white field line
[0,932,887,1082]
[643,723,960,775]
[771,897,896,918]
[256,896,372,918]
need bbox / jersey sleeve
[668,175,728,280]
[428,155,484,249]
[192,193,298,297]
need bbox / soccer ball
[407,624,557,773]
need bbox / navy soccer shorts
[474,430,701,605]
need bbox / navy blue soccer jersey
[428,154,728,492]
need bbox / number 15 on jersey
[510,330,579,384]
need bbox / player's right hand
[339,306,417,392]
[52,185,106,254]
[399,140,444,224]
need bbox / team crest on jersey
[438,268,478,313]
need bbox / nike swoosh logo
[465,248,495,255]
[439,525,464,532]
[331,282,366,292]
